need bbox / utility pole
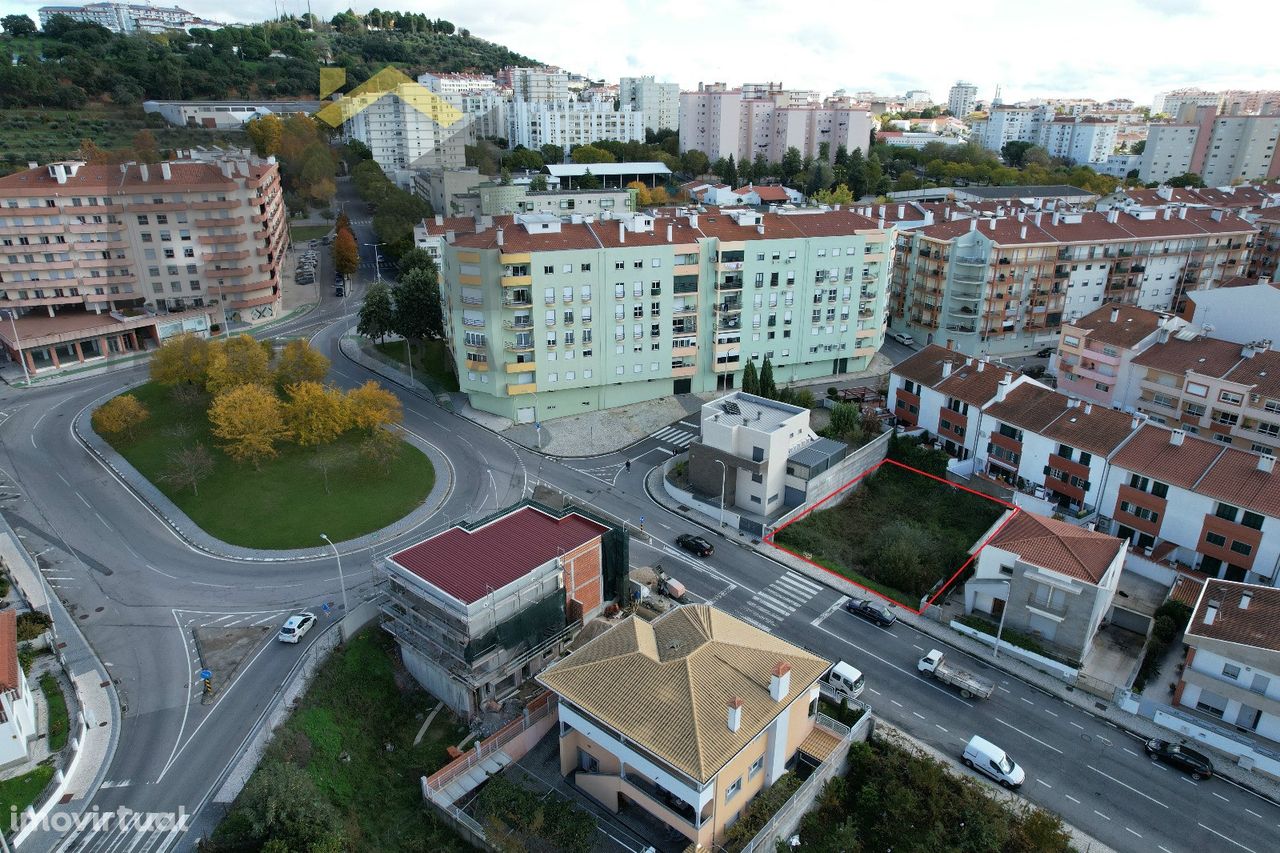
[6,311,30,385]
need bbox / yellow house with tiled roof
[537,605,837,848]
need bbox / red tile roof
[734,184,790,202]
[1187,579,1280,654]
[1169,573,1205,608]
[1109,424,1224,489]
[989,511,1124,584]
[388,506,609,604]
[1066,304,1168,349]
[892,345,1020,396]
[1223,350,1280,400]
[912,207,1255,246]
[984,383,1069,432]
[1040,402,1138,456]
[1193,447,1280,519]
[1131,335,1246,378]
[0,160,250,193]
[0,611,19,696]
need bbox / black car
[1145,738,1214,779]
[676,534,714,557]
[1035,347,1055,358]
[845,597,897,627]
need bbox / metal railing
[424,692,558,798]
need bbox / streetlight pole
[319,533,350,615]
[5,310,30,385]
[714,459,727,528]
[993,581,1010,659]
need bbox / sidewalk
[643,463,1280,805]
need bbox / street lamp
[992,580,1011,659]
[319,533,350,616]
[363,241,387,285]
[714,459,727,527]
[4,310,29,385]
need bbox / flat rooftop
[387,506,609,605]
[702,392,805,433]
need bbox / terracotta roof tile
[1131,335,1246,378]
[1040,402,1139,456]
[1109,424,1224,489]
[892,344,971,387]
[0,161,243,193]
[1223,350,1280,400]
[1169,573,1205,608]
[989,511,1124,584]
[1187,579,1280,654]
[1193,447,1280,519]
[1067,304,1168,349]
[984,383,1069,432]
[0,611,18,696]
[936,362,1016,406]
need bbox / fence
[951,619,1080,684]
[737,707,874,853]
[424,691,558,799]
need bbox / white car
[891,332,916,347]
[277,612,316,644]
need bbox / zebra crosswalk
[740,571,824,629]
[651,423,699,450]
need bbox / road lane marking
[1213,792,1230,802]
[868,687,881,695]
[891,700,903,708]
[1095,810,1111,820]
[997,686,1011,693]
[912,643,925,651]
[994,717,1063,754]
[1181,776,1199,786]
[935,724,948,733]
[1244,808,1262,818]
[912,712,926,720]
[1036,779,1052,789]
[1126,828,1142,838]
[1197,822,1257,852]
[1070,722,1085,730]
[1020,697,1035,706]
[1086,765,1168,808]
[1044,709,1058,717]
[1123,747,1141,757]
[1065,795,1081,804]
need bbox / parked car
[891,332,916,347]
[277,612,316,644]
[1145,738,1213,779]
[1035,347,1055,358]
[676,533,714,557]
[845,597,897,627]
[334,284,345,297]
[963,735,1025,788]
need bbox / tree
[283,381,350,446]
[1130,139,1146,155]
[626,179,652,206]
[1167,171,1205,188]
[132,129,160,164]
[332,227,358,278]
[529,174,548,191]
[159,443,215,495]
[206,335,270,395]
[358,281,395,342]
[307,443,353,495]
[758,356,777,399]
[1001,139,1035,167]
[780,147,803,183]
[245,114,283,157]
[741,359,760,395]
[722,154,738,188]
[359,428,400,473]
[92,394,149,440]
[150,333,212,387]
[1022,145,1052,169]
[393,264,444,342]
[576,169,601,190]
[274,339,331,388]
[504,148,544,172]
[1,14,36,36]
[539,144,564,165]
[649,186,669,205]
[223,759,345,851]
[77,138,112,165]
[680,149,709,177]
[570,144,616,164]
[208,384,290,467]
[346,381,403,432]
[815,184,855,205]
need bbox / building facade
[1140,106,1280,185]
[1054,303,1184,407]
[38,3,221,33]
[0,611,37,770]
[620,76,680,133]
[431,206,893,422]
[142,100,321,130]
[948,81,979,117]
[0,152,287,374]
[341,86,474,188]
[507,101,645,152]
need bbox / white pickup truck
[917,649,994,700]
[818,661,865,703]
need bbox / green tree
[539,144,564,165]
[576,169,601,190]
[1001,139,1034,167]
[357,281,395,342]
[1130,139,1146,155]
[393,264,443,342]
[221,759,345,850]
[504,148,544,172]
[741,359,760,395]
[1167,171,1205,188]
[815,184,854,205]
[1,14,37,36]
[570,144,615,164]
[395,247,434,276]
[759,356,777,399]
[1022,144,1052,169]
[679,149,709,176]
[722,154,738,187]
[780,147,803,183]
[529,174,549,191]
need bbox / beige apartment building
[0,152,287,375]
[890,206,1256,357]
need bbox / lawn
[374,339,460,392]
[290,224,333,243]
[210,629,472,853]
[772,459,1006,606]
[0,764,54,830]
[39,674,69,752]
[100,382,435,549]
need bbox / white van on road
[962,735,1025,788]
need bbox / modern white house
[0,611,38,769]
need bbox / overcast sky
[6,0,1280,106]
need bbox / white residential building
[620,76,680,133]
[507,101,645,151]
[948,81,979,117]
[342,89,473,188]
[0,611,37,769]
[38,3,221,33]
[505,66,572,103]
[1140,106,1280,185]
[418,72,497,99]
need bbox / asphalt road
[0,178,1274,852]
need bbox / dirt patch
[194,626,273,701]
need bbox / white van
[962,735,1025,788]
[821,661,865,702]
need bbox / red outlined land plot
[765,457,1019,615]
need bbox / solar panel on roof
[723,401,741,415]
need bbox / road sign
[199,669,211,680]
[322,602,332,614]
[535,422,541,431]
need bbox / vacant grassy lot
[210,630,471,853]
[100,381,434,549]
[0,106,246,172]
[374,339,460,392]
[773,460,1006,604]
[0,765,54,829]
[290,224,333,243]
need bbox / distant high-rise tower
[992,85,1003,107]
[948,81,979,117]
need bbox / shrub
[16,611,53,641]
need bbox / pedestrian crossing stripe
[652,426,698,447]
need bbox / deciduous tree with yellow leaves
[92,394,149,440]
[345,381,403,433]
[208,384,291,467]
[283,381,351,446]
[274,339,331,389]
[206,335,271,396]
[150,333,212,388]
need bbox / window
[1222,663,1242,680]
[580,263,591,272]
[1184,402,1206,418]
[1118,501,1159,523]
[1186,381,1209,397]
[1242,511,1264,530]
[1216,502,1239,522]
[544,265,554,275]
[1230,540,1253,556]
[749,756,764,780]
[1219,390,1244,405]
[1205,532,1227,547]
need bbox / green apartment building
[432,206,894,423]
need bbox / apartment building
[502,66,573,103]
[619,76,680,132]
[382,503,615,718]
[948,81,979,117]
[1140,106,1280,185]
[418,72,508,141]
[1099,424,1280,585]
[1117,334,1280,456]
[341,86,474,188]
[418,72,497,99]
[678,83,872,165]
[965,510,1125,664]
[970,106,1117,165]
[38,2,221,33]
[142,100,320,130]
[507,101,645,152]
[1248,209,1280,281]
[890,206,1256,357]
[0,611,37,770]
[969,107,1037,154]
[429,206,893,423]
[1055,303,1185,406]
[538,605,839,849]
[0,153,287,375]
[1178,580,1280,743]
[1179,280,1280,348]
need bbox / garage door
[516,406,535,424]
[1026,612,1058,643]
[1108,607,1151,635]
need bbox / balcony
[501,274,532,287]
[503,295,533,308]
[460,294,483,305]
[502,318,533,330]
[504,340,534,353]
[505,360,534,373]
[464,358,489,372]
[507,382,537,395]
[955,255,986,266]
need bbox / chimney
[898,204,905,218]
[160,162,172,181]
[977,358,985,372]
[878,204,886,217]
[27,161,37,170]
[769,662,791,702]
[1084,402,1093,414]
[757,223,765,236]
[1243,343,1257,359]
[969,219,977,232]
[667,223,674,242]
[434,213,444,226]
[688,213,698,229]
[445,229,456,244]
[1204,603,1218,625]
[878,217,885,229]
[1110,307,1120,323]
[1170,428,1185,446]
[1259,454,1276,474]
[1020,225,1027,240]
[727,697,744,732]
[942,360,953,378]
[1053,211,1061,226]
[51,163,67,185]
[995,373,1012,402]
[495,227,504,247]
[1131,415,1142,430]
[1163,207,1172,220]
[965,356,974,367]
[1179,207,1187,219]
[618,220,625,244]
[1107,209,1119,224]
[1034,211,1043,226]
[1240,591,1253,610]
[139,163,149,182]
[987,219,996,231]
